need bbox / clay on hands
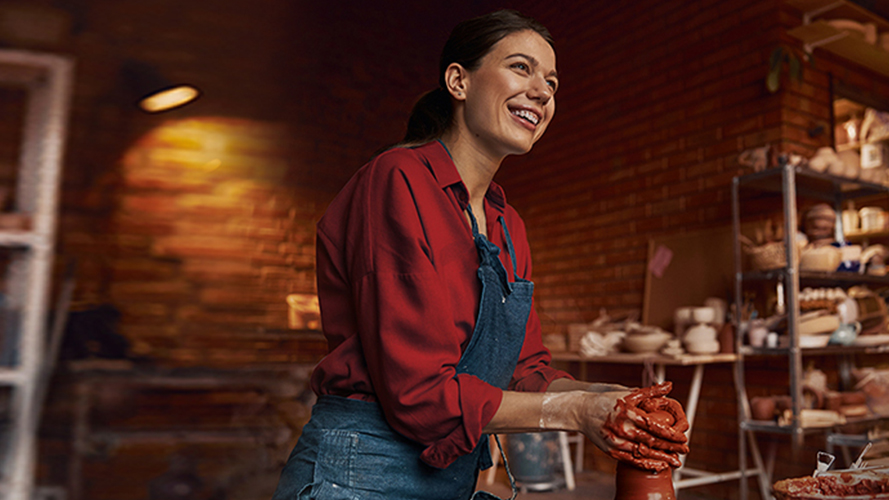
[601,381,690,472]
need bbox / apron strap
[498,216,520,280]
[465,203,482,238]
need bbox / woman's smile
[460,29,558,158]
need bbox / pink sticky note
[648,244,673,278]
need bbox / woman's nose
[528,75,552,103]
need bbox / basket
[742,239,789,271]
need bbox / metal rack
[0,49,73,500]
[732,162,889,499]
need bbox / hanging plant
[766,45,812,93]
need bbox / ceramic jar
[683,323,719,354]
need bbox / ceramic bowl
[691,307,716,324]
[623,332,671,354]
[673,307,693,325]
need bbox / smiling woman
[272,9,689,500]
[445,30,557,162]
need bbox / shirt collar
[414,141,507,213]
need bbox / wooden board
[642,226,736,330]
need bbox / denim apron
[272,205,534,500]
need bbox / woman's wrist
[539,390,585,431]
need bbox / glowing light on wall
[139,85,200,113]
[121,60,200,113]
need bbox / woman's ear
[444,63,468,101]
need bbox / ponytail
[401,88,453,147]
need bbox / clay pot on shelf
[718,323,735,354]
[750,396,777,421]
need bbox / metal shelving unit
[732,162,889,500]
[0,49,73,500]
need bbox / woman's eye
[547,80,558,92]
[511,62,529,72]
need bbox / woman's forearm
[482,390,585,434]
[482,379,633,434]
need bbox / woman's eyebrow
[506,53,558,79]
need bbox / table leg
[68,381,92,500]
[671,364,703,482]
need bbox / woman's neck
[440,129,502,207]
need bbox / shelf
[741,420,833,434]
[0,368,23,386]
[551,352,736,365]
[846,229,889,242]
[742,419,847,433]
[0,231,37,248]
[786,0,889,29]
[737,166,889,202]
[740,269,889,287]
[785,0,889,78]
[741,343,889,357]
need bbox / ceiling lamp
[121,59,200,113]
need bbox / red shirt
[311,141,570,469]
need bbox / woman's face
[459,30,558,158]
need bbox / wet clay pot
[613,408,678,500]
[614,462,675,500]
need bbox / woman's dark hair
[400,10,554,146]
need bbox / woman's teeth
[511,109,539,125]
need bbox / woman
[273,10,688,500]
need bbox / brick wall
[1,0,884,498]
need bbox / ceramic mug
[828,321,862,346]
[747,320,768,347]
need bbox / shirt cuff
[419,374,502,469]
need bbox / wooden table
[550,352,770,496]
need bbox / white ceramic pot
[684,323,717,344]
[691,307,716,324]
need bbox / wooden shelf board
[788,21,889,78]
[551,352,737,365]
[785,0,889,30]
[846,229,889,241]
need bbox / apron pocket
[314,430,394,499]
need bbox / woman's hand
[582,382,689,472]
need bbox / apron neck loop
[465,203,482,238]
[498,216,519,278]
